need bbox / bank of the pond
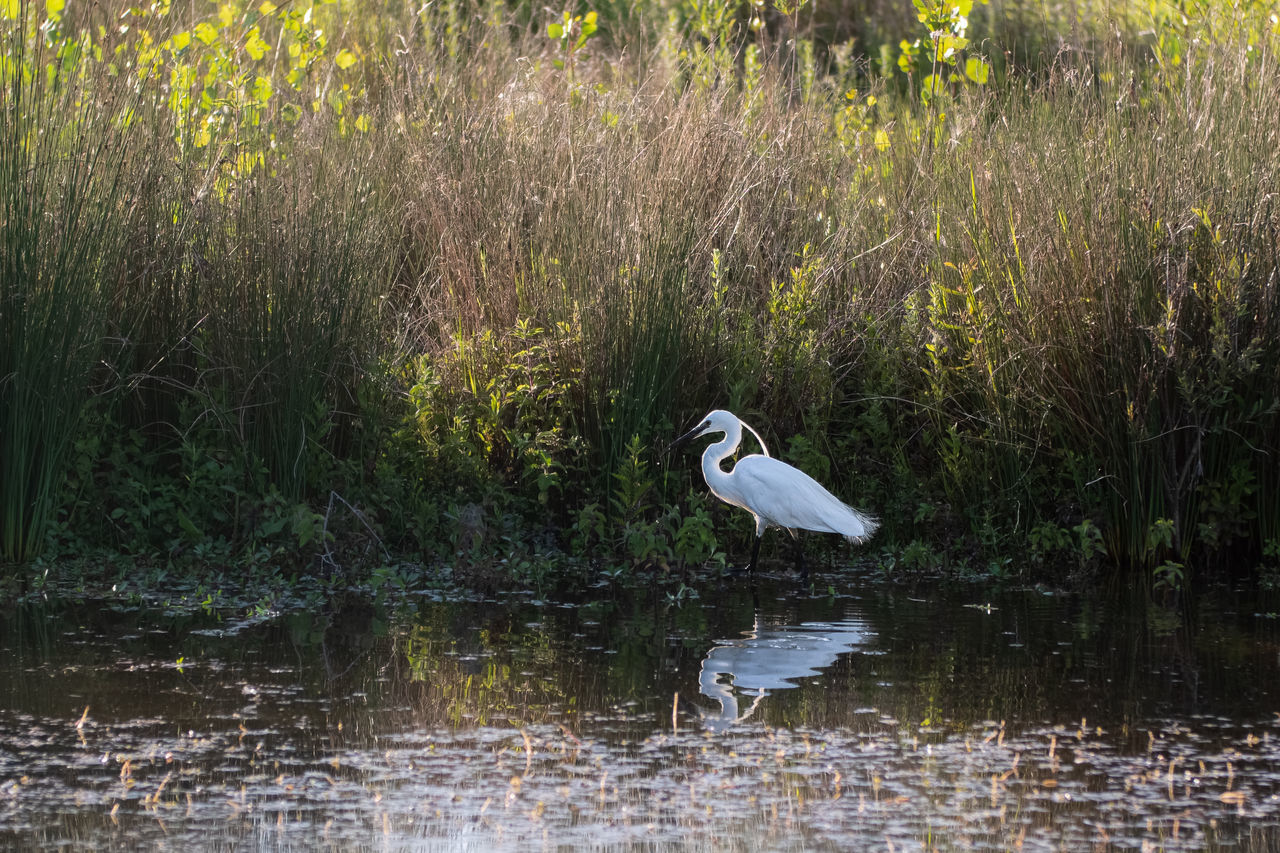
[0,526,1267,623]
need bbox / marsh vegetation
[1,0,1278,593]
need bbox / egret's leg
[745,535,762,574]
[727,536,761,577]
[790,535,808,583]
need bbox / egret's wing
[731,456,878,541]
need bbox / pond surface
[2,574,1280,851]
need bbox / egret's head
[670,410,738,451]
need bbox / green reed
[0,11,140,561]
[176,139,395,498]
[902,37,1280,569]
[379,0,1279,573]
[4,0,1277,580]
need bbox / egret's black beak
[667,419,710,454]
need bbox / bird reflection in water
[692,615,872,731]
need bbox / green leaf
[920,73,941,103]
[251,74,272,102]
[935,34,968,63]
[547,22,564,39]
[898,38,917,74]
[177,511,202,541]
[964,56,989,84]
[245,28,269,60]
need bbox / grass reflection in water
[1,581,1278,850]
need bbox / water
[2,576,1279,850]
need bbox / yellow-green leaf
[245,28,269,60]
[920,73,940,102]
[194,22,217,44]
[1,0,20,21]
[335,48,356,70]
[259,1,277,14]
[251,74,272,102]
[964,56,989,84]
[45,0,65,22]
[354,113,370,133]
[935,35,968,62]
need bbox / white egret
[671,409,878,578]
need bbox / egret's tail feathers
[840,507,879,543]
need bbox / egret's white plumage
[673,409,877,576]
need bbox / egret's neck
[700,422,742,491]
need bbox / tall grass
[0,3,399,560]
[349,0,1280,572]
[894,35,1280,567]
[3,0,1277,580]
[0,12,140,561]
[173,138,396,497]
